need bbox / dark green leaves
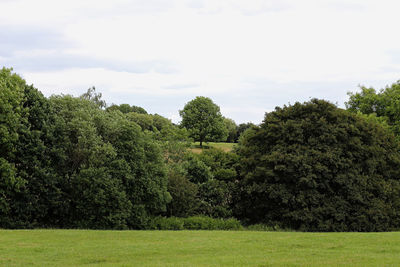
[237,99,400,231]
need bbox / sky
[1,0,400,124]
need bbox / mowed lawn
[1,230,400,266]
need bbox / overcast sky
[1,0,399,124]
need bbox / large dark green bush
[236,99,400,232]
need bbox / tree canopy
[236,99,400,231]
[346,81,400,136]
[0,69,171,229]
[2,67,400,232]
[106,103,147,114]
[179,96,227,147]
[223,117,237,143]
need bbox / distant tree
[126,113,155,131]
[131,105,147,114]
[236,122,256,142]
[236,99,400,231]
[346,81,400,136]
[80,86,106,108]
[113,104,133,114]
[223,118,237,143]
[179,96,227,147]
[106,104,147,114]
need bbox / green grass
[1,230,400,266]
[191,142,235,153]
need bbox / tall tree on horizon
[179,96,227,147]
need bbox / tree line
[1,67,400,231]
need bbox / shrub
[150,216,242,230]
[236,99,400,232]
[183,216,217,230]
[220,218,243,230]
[150,217,184,230]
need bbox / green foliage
[183,148,239,218]
[106,103,147,114]
[150,216,242,230]
[125,112,154,131]
[236,122,256,142]
[97,109,171,228]
[166,164,199,217]
[4,67,400,233]
[48,96,171,229]
[197,149,239,217]
[185,156,213,184]
[0,69,171,229]
[346,81,400,136]
[150,216,185,230]
[70,167,132,229]
[10,84,64,228]
[180,96,228,147]
[164,146,239,219]
[182,216,242,230]
[0,68,27,190]
[196,148,239,181]
[223,117,237,143]
[197,179,234,218]
[123,111,191,144]
[237,99,400,231]
[0,68,58,228]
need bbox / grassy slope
[191,142,236,153]
[1,230,400,266]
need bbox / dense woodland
[2,67,400,231]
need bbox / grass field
[1,230,399,266]
[191,142,236,153]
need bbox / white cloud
[1,0,400,123]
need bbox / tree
[346,81,400,136]
[179,96,227,147]
[0,69,65,228]
[48,95,171,229]
[223,117,237,143]
[48,95,133,228]
[166,164,198,217]
[236,99,400,231]
[0,68,30,226]
[80,86,106,108]
[236,122,256,142]
[106,104,147,114]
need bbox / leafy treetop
[236,99,400,231]
[346,81,400,136]
[179,96,227,147]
